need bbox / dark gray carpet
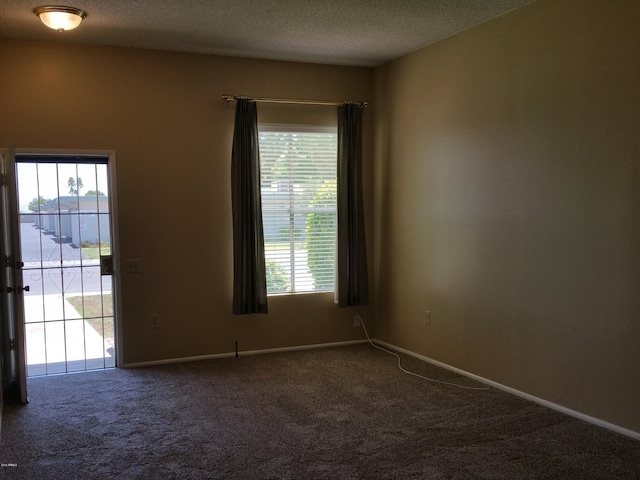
[1,344,639,479]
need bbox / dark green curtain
[231,99,268,314]
[336,104,369,307]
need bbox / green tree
[260,132,336,190]
[265,259,290,294]
[305,179,336,290]
[85,189,106,196]
[68,176,83,195]
[28,196,48,213]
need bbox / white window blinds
[259,126,337,294]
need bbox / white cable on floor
[358,316,490,391]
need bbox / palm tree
[68,176,83,195]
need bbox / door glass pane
[65,319,86,373]
[16,162,40,213]
[99,213,111,253]
[103,318,116,368]
[21,216,43,267]
[77,163,96,199]
[25,322,46,377]
[58,163,80,210]
[100,272,115,367]
[96,164,110,213]
[45,321,66,375]
[43,269,64,321]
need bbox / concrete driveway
[20,220,109,296]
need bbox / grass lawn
[81,242,111,260]
[66,294,114,340]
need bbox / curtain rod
[222,95,368,108]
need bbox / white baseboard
[121,339,368,369]
[374,340,640,441]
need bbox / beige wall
[0,39,374,364]
[374,0,640,432]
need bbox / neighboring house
[34,196,110,246]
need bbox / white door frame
[14,148,123,370]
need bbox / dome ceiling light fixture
[34,5,87,32]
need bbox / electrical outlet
[125,258,141,273]
[424,310,431,326]
[353,315,362,328]
[150,314,160,329]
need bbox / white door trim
[15,148,123,369]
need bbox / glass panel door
[16,155,115,376]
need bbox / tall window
[259,125,337,294]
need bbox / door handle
[100,255,113,275]
[6,286,29,293]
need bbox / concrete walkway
[23,294,114,375]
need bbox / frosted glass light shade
[34,6,87,31]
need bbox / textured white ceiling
[0,0,535,66]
